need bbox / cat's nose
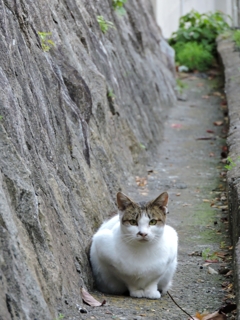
[138,231,148,238]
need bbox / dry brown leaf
[135,176,147,187]
[171,123,183,129]
[213,121,223,126]
[202,95,210,99]
[81,287,106,307]
[182,203,191,207]
[175,193,181,196]
[213,91,221,96]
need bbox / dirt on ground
[61,71,236,320]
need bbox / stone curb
[217,38,240,319]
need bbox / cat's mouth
[138,238,149,242]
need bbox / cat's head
[116,192,169,243]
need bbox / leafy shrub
[112,0,126,15]
[169,10,230,51]
[176,42,214,71]
[169,10,230,70]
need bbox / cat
[90,191,178,299]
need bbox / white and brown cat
[90,191,178,299]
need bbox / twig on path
[196,137,216,140]
[167,291,194,320]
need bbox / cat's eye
[129,220,138,226]
[149,219,157,225]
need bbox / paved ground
[64,71,235,319]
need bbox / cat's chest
[113,243,169,276]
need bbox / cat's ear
[116,192,133,211]
[151,192,169,213]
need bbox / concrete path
[72,72,235,319]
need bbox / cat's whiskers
[122,234,136,244]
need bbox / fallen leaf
[208,266,218,274]
[81,287,106,307]
[135,176,147,187]
[217,205,228,210]
[209,153,215,157]
[175,193,181,196]
[216,251,228,259]
[205,259,219,263]
[196,137,216,141]
[225,270,233,277]
[213,91,221,96]
[202,199,210,202]
[213,121,223,126]
[197,83,204,87]
[171,123,183,129]
[182,203,191,207]
[202,95,210,99]
[203,263,212,267]
[206,130,214,133]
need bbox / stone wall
[217,38,240,319]
[0,0,176,319]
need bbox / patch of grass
[233,29,240,48]
[224,156,240,170]
[54,314,64,320]
[175,42,214,71]
[38,32,55,52]
[176,78,188,94]
[202,248,218,261]
[112,0,126,15]
[97,16,115,33]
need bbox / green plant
[107,88,116,99]
[139,143,146,149]
[233,30,240,48]
[176,42,214,71]
[220,241,226,249]
[38,32,55,52]
[202,248,218,261]
[224,156,240,170]
[0,115,3,120]
[169,10,230,70]
[97,16,115,33]
[54,314,64,320]
[176,78,188,94]
[112,0,127,15]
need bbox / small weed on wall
[38,32,55,52]
[97,16,115,33]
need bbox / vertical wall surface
[0,0,176,319]
[218,38,240,320]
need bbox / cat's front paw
[130,290,144,298]
[144,290,161,300]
